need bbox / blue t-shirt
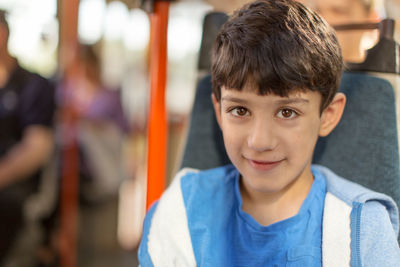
[232,168,326,266]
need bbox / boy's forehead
[220,85,323,108]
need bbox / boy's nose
[247,118,277,152]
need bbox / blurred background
[0,0,398,266]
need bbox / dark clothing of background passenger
[0,64,55,259]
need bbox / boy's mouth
[246,158,284,171]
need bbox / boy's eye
[277,108,298,119]
[230,107,249,117]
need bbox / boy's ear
[211,93,222,128]
[319,93,346,137]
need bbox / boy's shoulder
[313,165,400,265]
[139,164,240,265]
[162,164,240,217]
[313,164,399,236]
[313,164,397,207]
[154,164,238,220]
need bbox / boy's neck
[240,169,314,227]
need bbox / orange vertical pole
[146,1,170,210]
[58,0,80,267]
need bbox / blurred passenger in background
[298,0,379,62]
[205,0,251,13]
[72,44,129,204]
[386,0,400,19]
[208,0,382,62]
[0,9,55,263]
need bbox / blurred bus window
[166,1,212,181]
[78,0,106,45]
[0,0,58,77]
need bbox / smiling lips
[247,158,284,171]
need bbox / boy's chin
[238,162,313,196]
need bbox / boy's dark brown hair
[211,0,343,111]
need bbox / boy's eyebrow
[220,96,310,105]
[220,96,249,104]
[275,98,310,105]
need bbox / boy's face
[212,86,345,196]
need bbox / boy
[139,0,400,266]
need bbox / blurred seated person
[298,0,379,62]
[205,0,252,13]
[0,10,55,261]
[70,44,129,203]
[206,0,379,62]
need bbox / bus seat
[197,12,228,78]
